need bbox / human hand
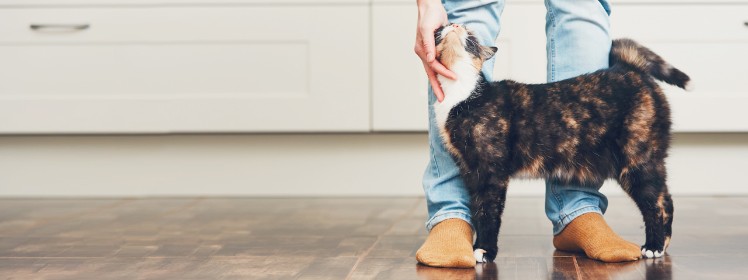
[415,0,456,102]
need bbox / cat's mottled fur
[433,24,689,262]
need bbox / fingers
[413,32,426,59]
[420,27,437,62]
[416,27,456,80]
[430,76,445,103]
[429,60,457,80]
[423,62,445,103]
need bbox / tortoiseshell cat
[433,23,689,262]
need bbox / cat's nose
[451,23,461,29]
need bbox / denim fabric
[544,0,612,235]
[423,0,504,232]
[423,0,612,234]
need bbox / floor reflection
[415,251,673,279]
[416,264,478,280]
[643,257,673,280]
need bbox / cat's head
[431,24,498,130]
[434,23,497,76]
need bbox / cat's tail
[610,38,691,90]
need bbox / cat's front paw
[474,249,487,263]
[473,246,497,262]
[641,246,665,258]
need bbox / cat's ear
[480,46,498,61]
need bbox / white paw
[685,81,695,92]
[474,249,487,263]
[642,249,663,258]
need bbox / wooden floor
[1,196,747,279]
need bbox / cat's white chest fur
[433,58,480,132]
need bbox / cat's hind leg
[470,175,509,262]
[617,162,672,258]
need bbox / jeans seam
[546,0,557,82]
[550,181,565,222]
[429,143,441,178]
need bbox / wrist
[417,0,442,12]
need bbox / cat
[432,23,689,262]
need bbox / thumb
[420,28,436,62]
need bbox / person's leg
[417,0,504,268]
[543,0,640,262]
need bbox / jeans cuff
[425,211,473,232]
[552,205,602,235]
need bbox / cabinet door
[371,4,428,131]
[612,5,748,132]
[0,6,369,133]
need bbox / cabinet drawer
[612,5,748,132]
[0,6,370,133]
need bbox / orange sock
[553,213,641,262]
[416,219,476,268]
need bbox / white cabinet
[611,5,748,132]
[0,5,370,133]
[0,0,745,133]
[371,4,428,131]
[371,1,748,132]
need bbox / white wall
[0,133,746,197]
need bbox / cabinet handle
[29,23,90,31]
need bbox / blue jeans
[424,0,612,235]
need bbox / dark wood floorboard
[0,196,746,279]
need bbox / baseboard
[0,133,746,196]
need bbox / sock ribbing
[553,213,641,262]
[416,219,476,268]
